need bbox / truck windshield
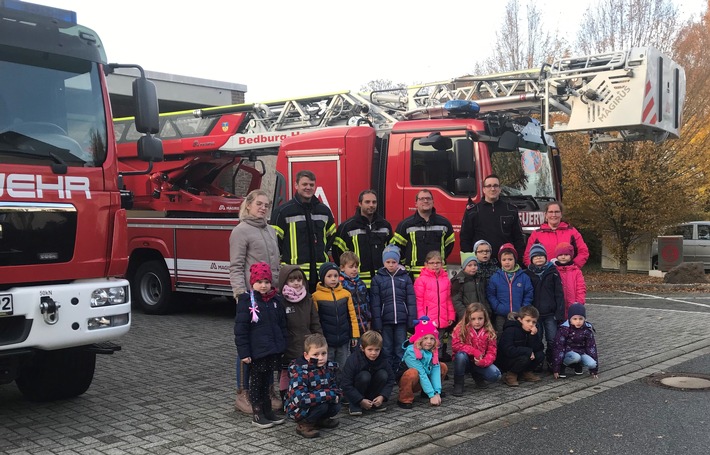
[0,47,108,167]
[490,146,556,200]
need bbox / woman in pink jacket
[524,202,589,269]
[414,251,456,361]
[555,242,587,318]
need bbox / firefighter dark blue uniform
[271,194,336,292]
[391,207,455,279]
[332,208,392,287]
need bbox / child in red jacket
[555,242,587,319]
[414,250,456,361]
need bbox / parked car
[651,221,710,270]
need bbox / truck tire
[16,349,96,402]
[133,260,172,314]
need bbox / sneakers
[234,389,253,415]
[349,406,363,416]
[474,378,489,389]
[296,422,320,438]
[558,366,567,378]
[520,371,542,382]
[252,411,274,429]
[503,371,519,387]
[574,363,584,375]
[397,400,413,409]
[316,417,340,429]
[373,405,388,412]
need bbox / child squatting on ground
[451,302,501,396]
[371,245,417,375]
[286,333,343,438]
[496,306,545,387]
[278,265,323,404]
[397,316,448,409]
[552,303,599,379]
[234,262,288,428]
[340,330,396,415]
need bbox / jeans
[347,369,389,412]
[453,352,502,382]
[301,401,342,423]
[328,344,351,370]
[537,315,558,363]
[563,351,597,369]
[381,323,408,373]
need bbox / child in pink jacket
[555,242,587,319]
[414,251,456,361]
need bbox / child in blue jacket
[487,243,533,334]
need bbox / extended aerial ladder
[370,47,685,144]
[114,46,684,214]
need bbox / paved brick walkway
[2,300,710,455]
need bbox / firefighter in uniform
[332,189,393,287]
[270,170,336,292]
[391,189,455,279]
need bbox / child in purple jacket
[552,303,599,379]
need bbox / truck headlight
[90,286,128,307]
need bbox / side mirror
[453,139,474,173]
[137,135,164,162]
[455,177,476,194]
[498,131,519,151]
[420,132,453,151]
[133,77,160,134]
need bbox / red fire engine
[115,47,685,314]
[0,0,162,400]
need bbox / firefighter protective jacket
[391,208,455,277]
[270,195,336,285]
[332,208,393,286]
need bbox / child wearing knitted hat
[451,253,492,321]
[486,243,534,334]
[397,316,448,409]
[551,303,599,378]
[371,245,417,375]
[311,262,361,374]
[473,239,499,281]
[555,242,587,319]
[234,262,288,428]
[524,243,565,370]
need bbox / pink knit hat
[409,316,439,364]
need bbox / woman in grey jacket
[229,189,281,414]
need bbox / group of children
[233,239,598,437]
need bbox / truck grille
[0,202,77,266]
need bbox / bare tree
[482,0,568,73]
[360,79,406,93]
[576,0,681,54]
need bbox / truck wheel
[16,349,96,402]
[133,260,172,314]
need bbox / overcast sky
[35,0,706,102]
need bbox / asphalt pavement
[1,289,710,455]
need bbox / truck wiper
[501,194,540,210]
[0,132,69,174]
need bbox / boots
[251,405,274,429]
[234,389,253,415]
[453,375,465,397]
[503,371,519,387]
[296,421,320,438]
[269,383,283,412]
[262,398,285,425]
[520,371,542,382]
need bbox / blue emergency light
[444,100,480,118]
[0,0,77,24]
